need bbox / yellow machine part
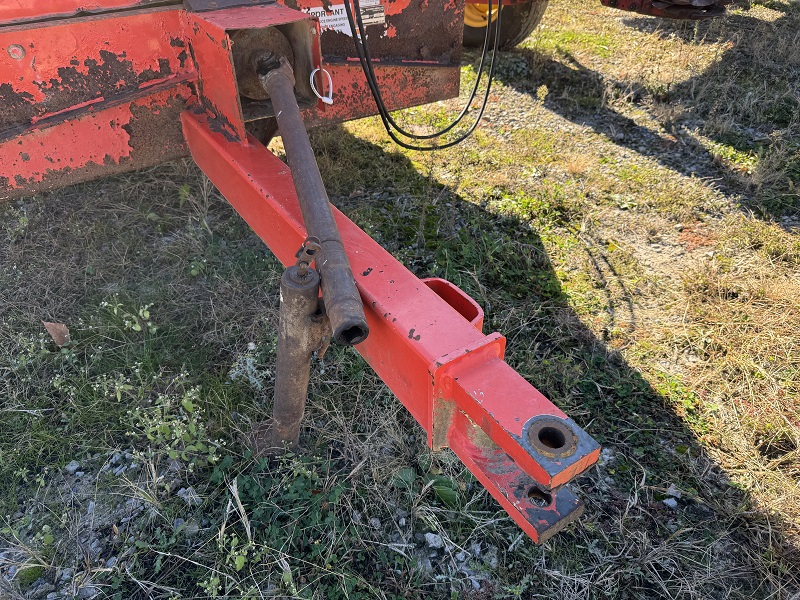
[463,2,499,28]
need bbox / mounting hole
[538,426,567,450]
[527,487,553,508]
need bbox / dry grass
[1,0,799,598]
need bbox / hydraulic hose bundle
[343,0,503,151]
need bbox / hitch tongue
[258,55,369,347]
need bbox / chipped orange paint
[383,0,413,16]
[0,9,185,102]
[0,88,188,192]
[302,64,459,127]
[2,103,135,189]
[0,8,189,141]
[285,0,413,18]
[0,2,460,197]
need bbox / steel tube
[260,57,369,346]
[258,264,328,452]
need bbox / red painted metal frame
[0,2,461,198]
[182,111,600,542]
[0,8,191,132]
[1,0,600,542]
[0,0,497,26]
[0,1,177,26]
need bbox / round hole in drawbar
[527,487,553,507]
[537,426,567,450]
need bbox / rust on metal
[0,88,190,198]
[284,0,464,64]
[251,239,330,455]
[447,408,586,544]
[302,64,461,127]
[233,28,296,100]
[260,56,369,346]
[184,10,247,141]
[0,2,459,200]
[524,415,579,460]
[0,1,180,27]
[0,9,190,134]
[186,0,272,11]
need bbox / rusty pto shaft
[258,55,369,346]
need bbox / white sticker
[305,0,385,37]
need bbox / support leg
[251,241,330,455]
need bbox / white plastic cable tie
[310,68,334,105]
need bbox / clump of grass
[719,214,800,266]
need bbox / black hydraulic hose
[343,0,502,151]
[346,0,500,147]
[350,0,494,140]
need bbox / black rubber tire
[463,0,549,51]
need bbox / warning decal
[305,0,385,36]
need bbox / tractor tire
[463,0,549,51]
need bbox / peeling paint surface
[283,0,464,63]
[0,9,188,133]
[0,2,462,196]
[0,1,179,26]
[0,88,191,197]
[302,64,460,127]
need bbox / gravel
[663,497,679,509]
[424,532,444,549]
[0,448,195,599]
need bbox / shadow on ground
[486,6,799,219]
[309,127,799,597]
